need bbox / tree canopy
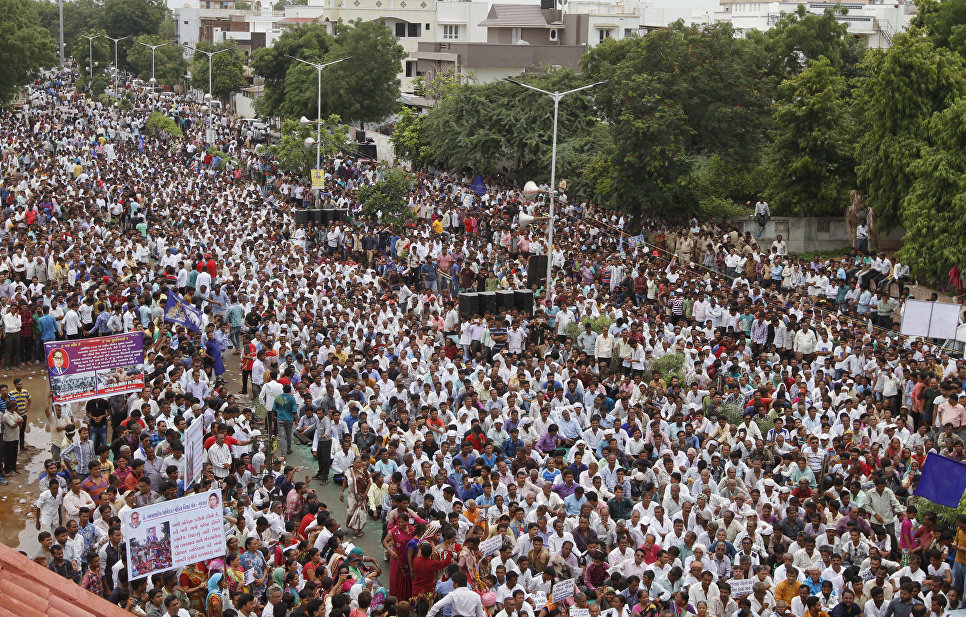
[127,35,186,87]
[189,40,245,101]
[0,0,57,104]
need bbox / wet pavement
[0,364,65,554]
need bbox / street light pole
[184,46,231,101]
[505,78,607,292]
[58,0,64,65]
[80,34,103,78]
[286,55,351,172]
[106,36,130,95]
[136,41,173,94]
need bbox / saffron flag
[164,290,203,333]
[471,174,487,196]
[914,452,966,508]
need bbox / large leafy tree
[899,99,966,285]
[71,28,111,73]
[250,22,333,119]
[34,0,102,61]
[853,32,966,232]
[581,21,770,215]
[0,0,57,103]
[190,40,245,100]
[765,56,854,216]
[747,5,866,87]
[418,69,598,183]
[126,35,186,86]
[320,19,405,125]
[100,0,168,70]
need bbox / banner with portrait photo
[123,489,226,580]
[44,332,146,404]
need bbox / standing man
[312,407,334,485]
[754,198,770,238]
[10,377,30,451]
[3,303,21,369]
[273,384,298,456]
[240,334,256,396]
[2,391,23,478]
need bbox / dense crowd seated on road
[3,67,965,617]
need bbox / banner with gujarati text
[44,332,145,404]
[123,490,226,580]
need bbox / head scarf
[206,572,225,609]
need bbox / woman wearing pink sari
[383,514,416,601]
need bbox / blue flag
[914,452,966,507]
[164,290,203,333]
[471,174,487,196]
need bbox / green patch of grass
[788,246,852,260]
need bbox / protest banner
[552,578,576,603]
[183,416,205,488]
[45,332,145,404]
[730,578,754,597]
[531,592,548,609]
[124,489,226,580]
[570,610,590,617]
[479,535,505,556]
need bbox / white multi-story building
[168,0,916,102]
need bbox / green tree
[127,35,186,86]
[100,0,168,70]
[766,57,854,216]
[581,22,770,215]
[853,32,966,231]
[71,29,111,72]
[321,19,406,124]
[747,5,866,87]
[190,40,245,100]
[251,22,333,118]
[270,116,349,178]
[34,0,102,61]
[0,0,57,103]
[144,110,183,138]
[899,99,966,285]
[251,23,332,118]
[357,168,413,225]
[391,107,428,166]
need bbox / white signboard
[901,299,962,339]
[123,489,226,580]
[479,535,505,556]
[729,578,754,597]
[552,578,576,603]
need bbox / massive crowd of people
[3,67,965,617]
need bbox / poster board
[900,299,962,339]
[44,332,145,404]
[552,578,576,603]
[123,489,226,580]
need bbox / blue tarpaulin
[914,452,966,508]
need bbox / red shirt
[204,435,239,450]
[299,513,316,538]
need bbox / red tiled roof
[0,543,131,617]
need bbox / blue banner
[914,452,966,508]
[164,290,203,333]
[471,174,487,196]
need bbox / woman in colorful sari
[180,561,208,614]
[383,513,416,601]
[342,457,371,537]
[206,572,228,617]
[225,551,248,597]
[457,535,484,592]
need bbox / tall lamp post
[286,55,351,171]
[504,78,607,291]
[58,0,65,65]
[80,34,103,78]
[105,35,130,95]
[136,40,173,95]
[184,45,231,102]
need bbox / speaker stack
[496,290,515,312]
[514,289,534,315]
[458,293,478,319]
[479,291,497,316]
[527,254,548,289]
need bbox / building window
[405,60,417,77]
[442,24,459,40]
[598,28,613,43]
[395,22,406,37]
[511,27,522,43]
[409,23,420,37]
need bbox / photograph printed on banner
[127,519,173,578]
